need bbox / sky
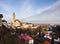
[0,0,60,23]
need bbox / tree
[0,14,3,18]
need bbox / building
[0,14,3,27]
[12,13,22,28]
[12,12,16,23]
[14,19,22,27]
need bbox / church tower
[12,12,16,23]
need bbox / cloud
[0,0,59,23]
[39,0,60,21]
[35,6,51,14]
[20,0,59,19]
[0,3,13,21]
[35,0,60,14]
[0,4,12,12]
[16,0,35,19]
[0,0,34,21]
[22,0,60,23]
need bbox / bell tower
[12,12,16,23]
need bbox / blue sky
[0,0,60,23]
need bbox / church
[12,13,22,28]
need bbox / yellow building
[12,13,22,28]
[12,12,16,23]
[14,19,22,27]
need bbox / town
[0,13,60,44]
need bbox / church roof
[14,19,21,23]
